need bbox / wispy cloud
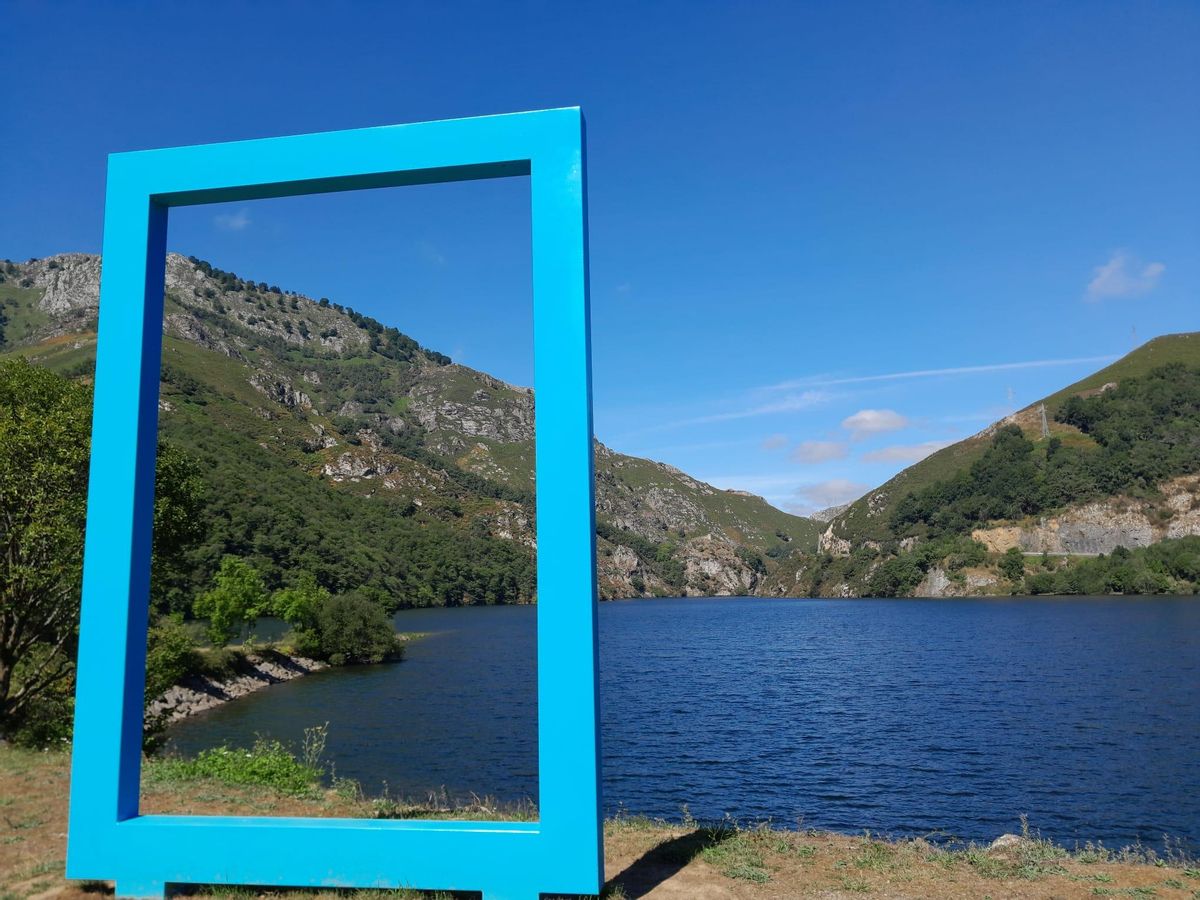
[842,408,908,440]
[214,208,251,231]
[1086,251,1164,301]
[791,440,848,464]
[416,240,447,266]
[636,437,762,457]
[765,355,1118,393]
[656,390,830,430]
[761,434,788,450]
[784,479,870,515]
[699,472,809,495]
[861,440,952,463]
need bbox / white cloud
[784,479,870,515]
[1086,251,1165,301]
[790,440,848,464]
[861,440,952,463]
[841,408,908,440]
[213,208,251,231]
[761,434,788,450]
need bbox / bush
[1024,536,1200,595]
[6,647,74,747]
[154,728,326,795]
[999,547,1026,582]
[313,594,398,665]
[145,615,201,700]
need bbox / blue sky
[2,1,1197,514]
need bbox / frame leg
[114,879,166,899]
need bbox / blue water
[166,596,1200,848]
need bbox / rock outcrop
[972,475,1200,556]
[146,652,327,724]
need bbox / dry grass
[1,748,1196,899]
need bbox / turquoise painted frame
[65,108,602,900]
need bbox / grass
[1,745,1195,899]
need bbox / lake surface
[166,596,1200,849]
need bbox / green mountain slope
[759,334,1200,598]
[0,253,816,603]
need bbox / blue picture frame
[66,108,602,900]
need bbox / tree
[0,361,90,733]
[999,547,1026,583]
[144,615,200,701]
[271,571,329,631]
[150,443,206,613]
[193,556,268,646]
[0,359,207,738]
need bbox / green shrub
[999,547,1026,583]
[313,593,399,665]
[1024,536,1200,596]
[6,647,74,747]
[155,730,325,795]
[144,615,201,700]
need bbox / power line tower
[1039,402,1049,439]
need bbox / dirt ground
[2,748,1196,900]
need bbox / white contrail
[764,355,1118,392]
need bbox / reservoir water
[166,596,1200,849]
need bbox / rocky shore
[146,651,327,724]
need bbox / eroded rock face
[250,372,313,411]
[408,368,535,443]
[819,523,852,556]
[165,312,235,356]
[680,534,757,596]
[912,566,997,597]
[321,449,398,482]
[30,254,101,314]
[972,475,1200,555]
[596,544,670,598]
[486,501,536,548]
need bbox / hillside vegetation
[761,334,1200,598]
[0,253,816,606]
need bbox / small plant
[698,825,772,884]
[301,722,329,771]
[151,733,324,795]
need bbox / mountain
[0,252,818,603]
[758,333,1200,598]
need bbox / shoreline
[148,631,424,726]
[147,649,328,725]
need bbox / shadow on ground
[597,827,736,899]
